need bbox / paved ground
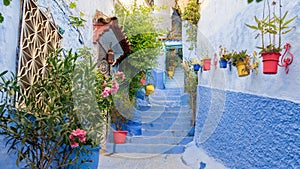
[98,142,227,169]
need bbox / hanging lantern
[107,43,114,64]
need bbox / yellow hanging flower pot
[236,61,250,77]
[145,84,154,96]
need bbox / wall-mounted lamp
[107,43,114,64]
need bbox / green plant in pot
[246,0,296,74]
[219,45,234,68]
[0,49,105,169]
[232,50,251,77]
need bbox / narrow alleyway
[99,67,227,169]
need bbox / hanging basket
[219,59,228,68]
[202,59,211,71]
[145,84,154,96]
[113,130,128,144]
[193,64,201,71]
[236,61,250,77]
[262,52,281,74]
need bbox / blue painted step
[106,80,193,154]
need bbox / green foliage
[69,1,77,9]
[231,50,249,66]
[0,13,3,23]
[69,15,87,28]
[182,0,200,25]
[246,2,296,54]
[219,45,234,61]
[248,0,263,3]
[181,61,198,123]
[3,0,11,6]
[0,49,105,168]
[115,2,163,76]
[182,0,200,50]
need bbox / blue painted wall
[195,86,300,168]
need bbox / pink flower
[102,81,107,86]
[71,128,86,137]
[115,71,125,81]
[101,87,111,98]
[110,80,119,94]
[140,78,146,85]
[70,141,79,148]
[69,128,87,148]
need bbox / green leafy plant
[231,50,249,66]
[248,0,263,3]
[0,49,106,168]
[69,14,87,29]
[219,45,234,61]
[181,61,198,125]
[115,1,162,103]
[246,0,296,54]
[182,0,201,50]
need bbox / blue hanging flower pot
[219,59,228,68]
[193,64,201,71]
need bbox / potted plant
[94,68,130,144]
[202,56,211,71]
[0,50,104,169]
[219,45,234,68]
[232,50,251,77]
[246,0,296,74]
[192,57,202,72]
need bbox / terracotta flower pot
[236,61,250,77]
[202,59,211,71]
[262,52,281,74]
[113,130,128,144]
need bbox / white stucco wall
[37,0,115,51]
[197,0,300,103]
[0,1,20,73]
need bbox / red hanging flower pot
[113,130,128,144]
[202,59,211,71]
[262,52,281,74]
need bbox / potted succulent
[219,45,234,68]
[232,50,251,77]
[246,0,296,74]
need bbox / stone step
[106,143,186,154]
[141,116,192,124]
[126,136,193,145]
[141,129,191,137]
[142,122,193,130]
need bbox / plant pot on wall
[113,130,128,144]
[67,146,101,169]
[145,84,154,96]
[236,61,250,77]
[193,64,201,71]
[262,52,281,74]
[202,59,211,71]
[219,59,228,68]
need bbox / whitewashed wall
[197,0,300,103]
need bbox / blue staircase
[106,67,194,154]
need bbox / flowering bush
[69,128,87,148]
[0,49,106,168]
